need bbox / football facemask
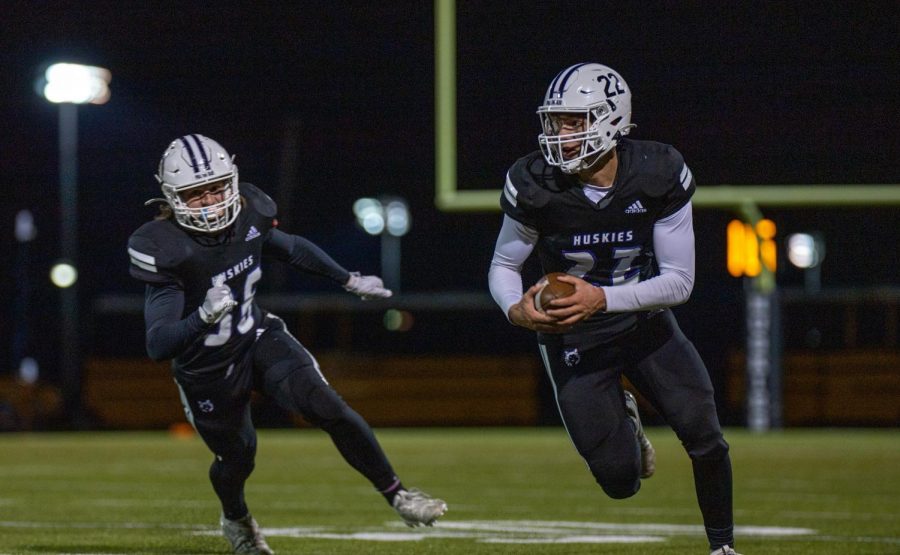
[537,63,635,174]
[156,134,242,233]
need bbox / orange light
[727,218,777,277]
[727,220,745,277]
[744,223,761,277]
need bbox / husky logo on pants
[198,399,215,413]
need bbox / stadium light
[38,61,111,425]
[41,63,111,105]
[786,232,825,292]
[352,196,410,294]
[353,197,386,235]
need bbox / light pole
[39,62,110,425]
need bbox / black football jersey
[127,182,277,377]
[500,138,695,348]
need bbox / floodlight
[42,63,111,104]
[385,199,410,237]
[786,233,824,269]
[353,197,385,235]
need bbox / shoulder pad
[627,141,688,198]
[239,182,277,218]
[505,151,574,207]
[127,221,187,284]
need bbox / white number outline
[562,246,641,286]
[203,266,262,346]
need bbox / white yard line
[2,518,898,547]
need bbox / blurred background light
[18,357,39,385]
[786,233,824,269]
[50,262,78,288]
[353,197,386,235]
[385,199,410,237]
[41,63,111,104]
[15,210,37,243]
[383,309,414,332]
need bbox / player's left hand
[343,271,393,300]
[542,274,606,326]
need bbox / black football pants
[539,309,733,532]
[176,313,398,520]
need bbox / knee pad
[586,454,641,499]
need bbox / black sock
[223,505,250,522]
[706,525,734,551]
[379,478,405,505]
[693,455,734,549]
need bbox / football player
[128,134,447,554]
[488,64,740,555]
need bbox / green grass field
[0,427,897,554]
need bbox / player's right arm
[129,226,235,360]
[143,283,212,361]
[488,215,563,332]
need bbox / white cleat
[220,513,275,554]
[710,545,742,555]
[392,488,448,527]
[624,390,656,479]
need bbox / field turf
[0,427,897,554]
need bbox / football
[534,272,576,312]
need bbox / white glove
[198,285,238,324]
[343,271,393,300]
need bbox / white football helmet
[537,63,634,173]
[155,134,241,233]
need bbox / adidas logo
[245,225,261,241]
[624,200,647,214]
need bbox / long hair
[154,204,174,221]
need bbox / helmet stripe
[189,133,212,170]
[179,136,201,173]
[551,62,590,98]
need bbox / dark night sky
[1,2,898,385]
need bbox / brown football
[534,272,576,312]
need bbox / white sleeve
[488,215,538,319]
[602,202,695,313]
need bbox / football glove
[343,272,392,300]
[199,285,238,324]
